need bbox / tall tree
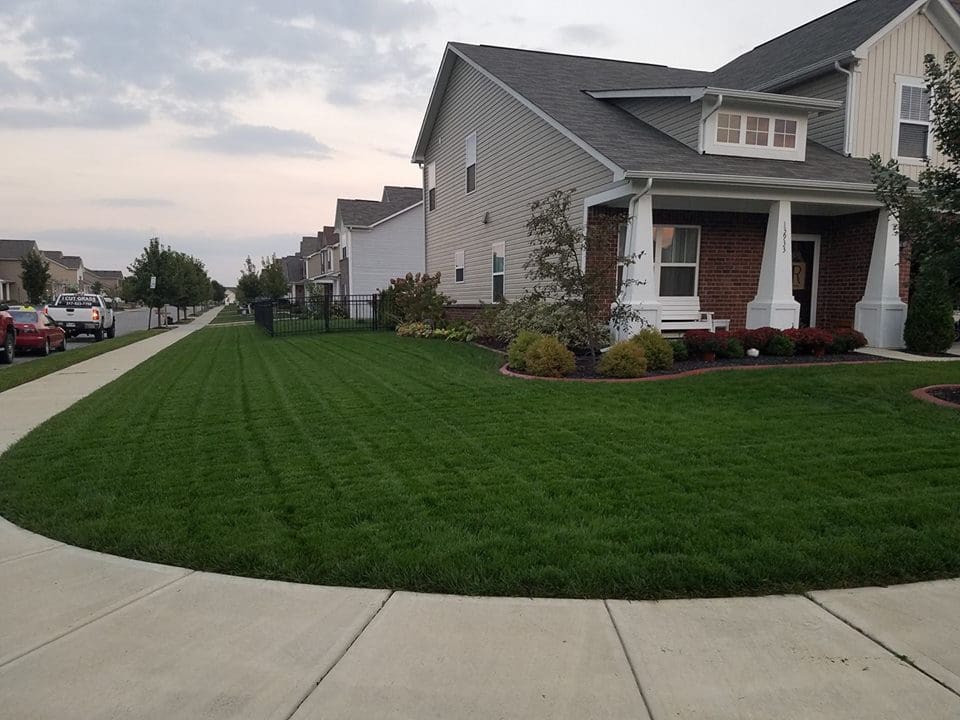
[259,255,289,301]
[210,280,226,303]
[19,248,51,304]
[127,238,174,327]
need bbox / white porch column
[746,200,800,329]
[854,210,907,348]
[616,192,660,338]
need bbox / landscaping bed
[930,385,960,404]
[2,327,959,601]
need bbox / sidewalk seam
[804,593,960,700]
[0,570,194,671]
[604,599,658,720]
[281,589,395,720]
[0,544,61,566]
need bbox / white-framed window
[465,132,477,193]
[491,242,505,302]
[716,113,741,144]
[653,225,700,297]
[341,244,347,260]
[455,250,465,283]
[716,112,798,151]
[894,78,931,163]
[427,162,437,211]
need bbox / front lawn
[0,330,163,394]
[1,327,958,599]
[207,304,253,324]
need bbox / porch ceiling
[651,195,879,217]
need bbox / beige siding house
[413,0,960,348]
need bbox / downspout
[835,61,854,156]
[700,94,724,153]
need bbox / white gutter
[623,170,875,194]
[700,94,723,154]
[834,61,856,157]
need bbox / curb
[911,384,960,409]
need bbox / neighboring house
[332,186,425,297]
[0,239,39,303]
[42,251,89,294]
[413,0,960,347]
[224,287,237,305]
[302,227,340,296]
[86,269,124,294]
[280,254,306,302]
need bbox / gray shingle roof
[337,187,423,228]
[281,255,305,283]
[0,239,38,260]
[301,234,322,256]
[59,255,83,270]
[713,0,917,90]
[88,269,123,279]
[451,42,875,185]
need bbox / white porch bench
[657,298,729,335]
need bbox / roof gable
[0,239,38,260]
[337,187,423,228]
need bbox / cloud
[184,124,333,159]
[0,0,439,131]
[556,23,614,47]
[0,101,150,129]
[94,197,176,208]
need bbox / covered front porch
[585,179,909,348]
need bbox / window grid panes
[744,116,769,146]
[654,226,699,298]
[716,113,741,144]
[492,244,505,302]
[773,119,797,148]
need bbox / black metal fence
[253,294,394,337]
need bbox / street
[5,307,179,366]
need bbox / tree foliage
[127,239,212,321]
[903,266,956,353]
[381,272,449,324]
[210,280,226,303]
[236,256,261,304]
[19,248,51,304]
[259,255,289,301]
[524,189,643,355]
[90,280,104,295]
[872,52,960,307]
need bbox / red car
[10,308,67,355]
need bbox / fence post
[372,293,379,330]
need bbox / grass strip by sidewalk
[208,304,253,324]
[0,330,164,394]
[2,327,959,600]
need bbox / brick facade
[584,205,889,331]
[585,205,626,312]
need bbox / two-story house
[0,239,39,303]
[302,226,341,296]
[413,0,960,347]
[42,251,89,295]
[332,186,425,297]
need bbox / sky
[0,0,852,284]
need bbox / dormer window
[716,113,798,151]
[774,119,797,148]
[744,116,769,146]
[706,105,807,161]
[716,113,741,144]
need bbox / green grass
[1,327,959,600]
[0,330,163,394]
[208,304,253,324]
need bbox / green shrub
[722,338,746,358]
[598,341,647,378]
[508,330,545,371]
[493,297,610,350]
[396,322,433,338]
[829,329,868,354]
[669,339,688,362]
[383,272,451,325]
[629,328,673,371]
[904,268,955,353]
[524,336,576,377]
[765,334,796,356]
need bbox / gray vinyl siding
[781,72,847,153]
[422,58,615,304]
[614,97,701,149]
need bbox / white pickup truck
[46,293,116,341]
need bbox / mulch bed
[915,385,960,409]
[568,353,886,379]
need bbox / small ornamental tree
[524,190,644,356]
[872,51,960,350]
[20,247,51,304]
[236,256,261,303]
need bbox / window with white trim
[427,162,436,211]
[773,119,797,148]
[654,226,700,297]
[465,132,476,193]
[744,116,769,146]
[896,82,931,161]
[455,250,465,283]
[491,242,505,302]
[716,113,741,144]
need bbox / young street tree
[872,51,960,352]
[19,248,51,304]
[259,255,289,301]
[210,280,226,303]
[236,256,261,303]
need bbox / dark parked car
[10,308,67,355]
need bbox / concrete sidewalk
[1,309,959,718]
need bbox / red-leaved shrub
[784,328,835,354]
